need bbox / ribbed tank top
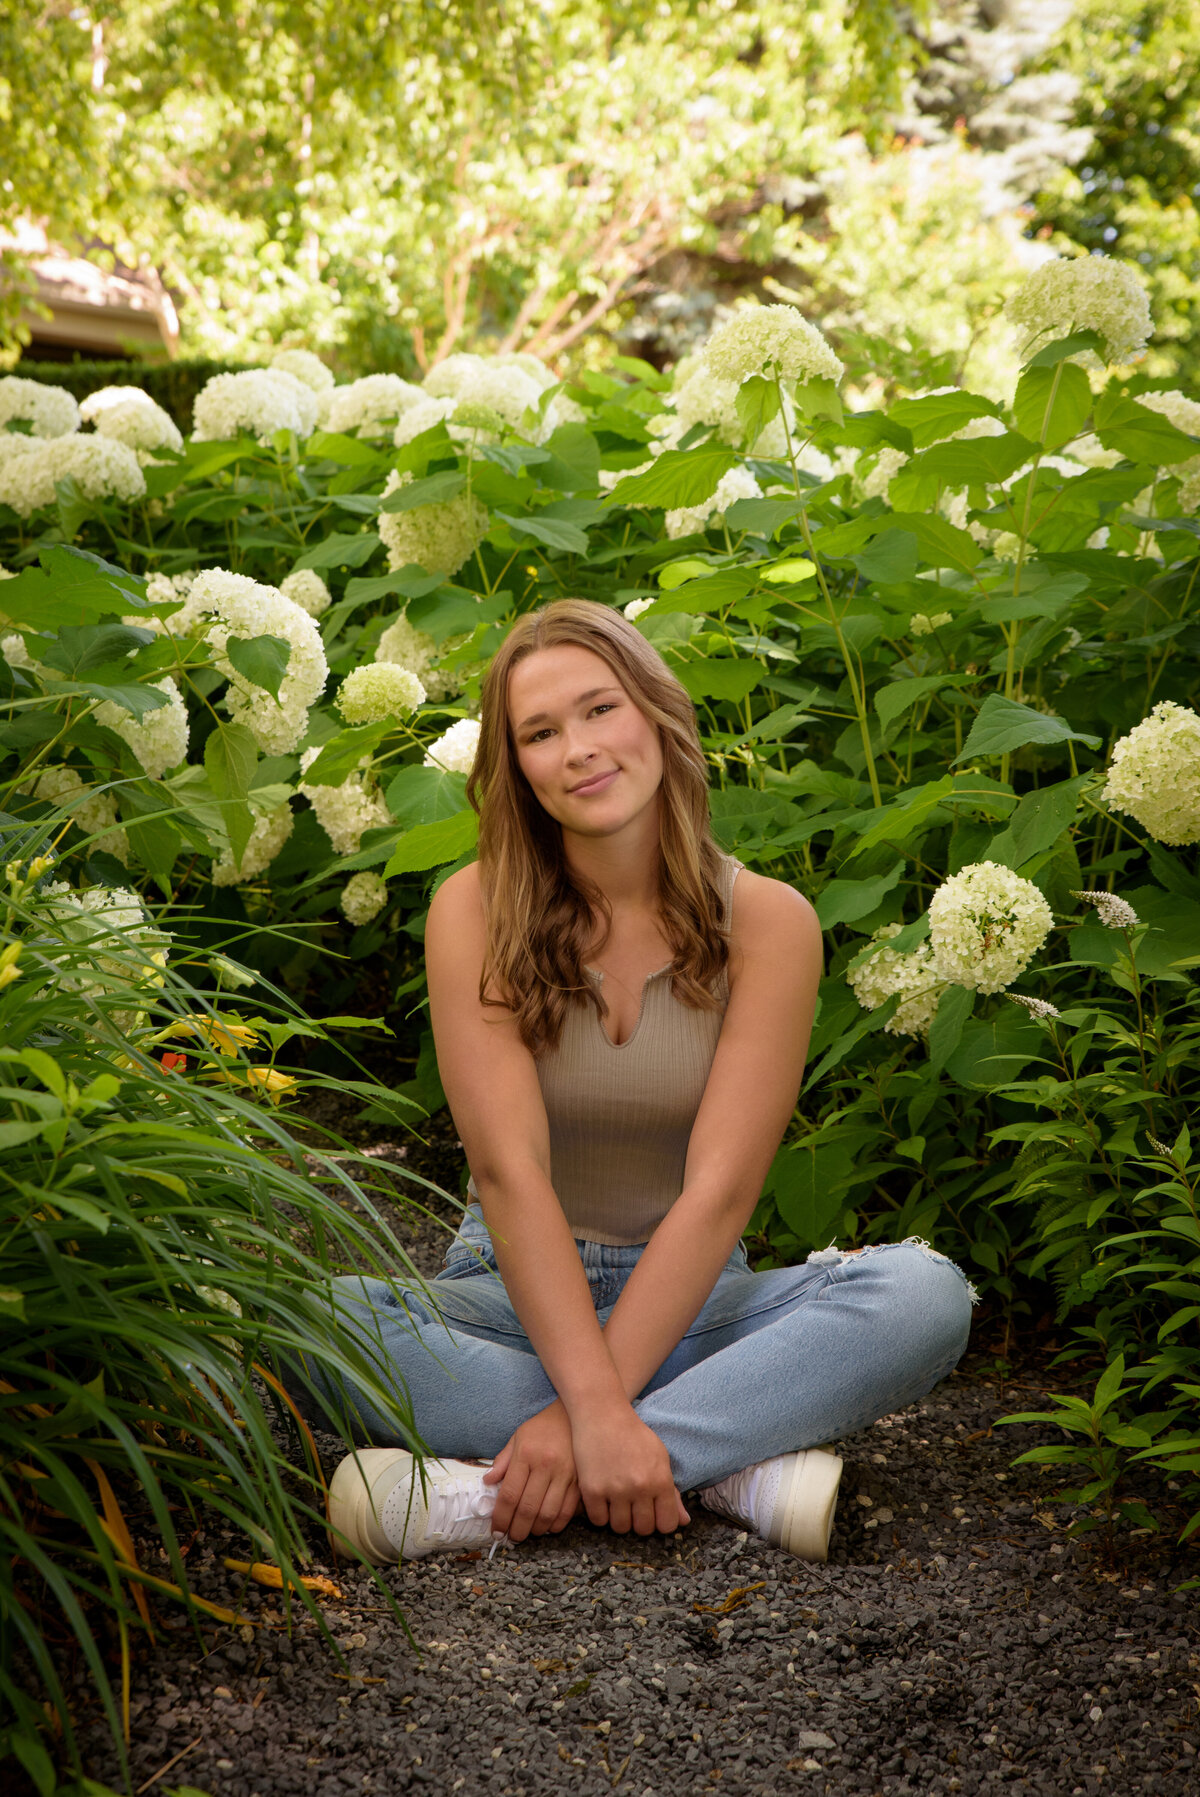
[468,853,743,1246]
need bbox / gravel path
[70,1119,1199,1796]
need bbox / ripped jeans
[288,1210,976,1492]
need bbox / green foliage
[3,280,1200,1773]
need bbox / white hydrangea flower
[38,881,168,1027]
[0,376,81,438]
[1005,254,1152,368]
[1101,700,1200,846]
[423,353,543,434]
[928,861,1054,994]
[848,924,949,1038]
[423,717,481,775]
[326,374,424,438]
[193,369,319,443]
[1138,390,1200,489]
[271,348,335,393]
[123,572,205,640]
[1072,889,1140,929]
[665,465,762,539]
[27,765,128,863]
[910,612,952,637]
[191,569,329,755]
[279,568,331,618]
[337,663,426,725]
[210,803,295,887]
[376,611,468,702]
[378,468,487,577]
[599,461,655,493]
[701,304,844,388]
[392,394,465,449]
[623,597,656,621]
[80,387,182,457]
[859,446,909,502]
[299,749,391,855]
[0,434,146,517]
[94,676,190,779]
[1178,468,1200,514]
[495,351,559,392]
[340,870,389,926]
[1,630,41,673]
[667,358,805,460]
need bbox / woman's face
[507,643,664,840]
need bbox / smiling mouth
[570,769,618,795]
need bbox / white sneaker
[699,1447,843,1562]
[327,1449,501,1563]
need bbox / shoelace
[424,1470,500,1547]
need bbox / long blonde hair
[466,599,729,1054]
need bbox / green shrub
[0,802,446,1790]
[2,262,1199,1569]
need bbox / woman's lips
[570,768,619,796]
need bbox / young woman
[315,599,974,1564]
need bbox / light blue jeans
[287,1206,976,1493]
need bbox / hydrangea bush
[3,272,1200,1554]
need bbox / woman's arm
[600,872,822,1398]
[426,866,686,1537]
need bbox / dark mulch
[64,1108,1200,1796]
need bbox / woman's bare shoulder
[426,862,487,961]
[731,864,818,930]
[727,865,820,960]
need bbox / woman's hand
[572,1402,690,1536]
[484,1399,580,1542]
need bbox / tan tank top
[472,853,742,1246]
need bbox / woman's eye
[591,703,616,717]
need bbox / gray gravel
[70,1117,1200,1795]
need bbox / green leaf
[0,544,150,628]
[603,445,739,511]
[68,680,170,720]
[876,673,966,731]
[300,723,391,786]
[650,569,755,616]
[1095,391,1200,464]
[407,585,507,644]
[674,658,764,703]
[927,984,976,1073]
[225,633,291,701]
[792,376,843,427]
[944,1011,1044,1089]
[770,1140,852,1245]
[385,765,468,829]
[204,721,257,863]
[291,531,381,572]
[723,496,803,538]
[125,809,181,898]
[382,809,478,877]
[0,1289,26,1320]
[494,510,590,555]
[815,862,904,929]
[854,530,918,584]
[954,695,1100,764]
[735,374,781,446]
[1024,329,1107,369]
[877,512,983,572]
[539,421,601,493]
[889,433,1036,508]
[38,622,154,679]
[1094,1353,1128,1413]
[306,429,390,466]
[378,470,466,513]
[887,390,1002,448]
[1013,361,1093,449]
[986,776,1088,869]
[341,567,444,607]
